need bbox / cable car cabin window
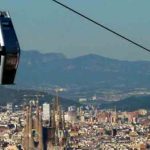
[0,44,2,51]
[5,55,18,70]
[2,21,12,28]
[2,23,19,53]
[2,22,11,30]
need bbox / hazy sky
[1,0,150,60]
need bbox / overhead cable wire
[52,0,150,53]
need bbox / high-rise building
[68,106,76,112]
[6,103,13,112]
[42,103,50,122]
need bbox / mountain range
[16,50,150,89]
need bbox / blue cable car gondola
[0,11,20,84]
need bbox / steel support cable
[52,0,150,53]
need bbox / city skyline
[0,97,150,149]
[0,0,150,60]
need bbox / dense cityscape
[0,0,150,150]
[0,93,150,150]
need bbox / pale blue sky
[1,0,150,60]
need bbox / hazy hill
[100,95,150,111]
[16,50,150,89]
[0,86,79,107]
